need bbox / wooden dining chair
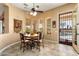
[34,32,44,51]
[20,33,30,52]
[38,32,44,47]
[41,33,44,48]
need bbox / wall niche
[0,4,9,34]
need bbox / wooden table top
[24,33,38,37]
[24,33,39,40]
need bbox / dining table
[24,33,39,40]
[24,33,39,49]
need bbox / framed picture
[52,21,56,28]
[14,19,22,33]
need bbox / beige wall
[4,5,9,33]
[72,3,79,54]
[0,3,32,50]
[33,3,77,43]
[77,4,79,46]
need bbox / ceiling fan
[24,3,43,16]
[31,3,43,13]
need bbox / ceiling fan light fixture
[33,11,37,16]
[35,7,38,10]
[30,12,33,15]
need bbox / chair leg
[20,43,22,50]
[38,46,40,51]
[42,42,44,48]
[20,43,25,52]
[26,42,30,50]
[23,48,25,52]
[36,42,40,51]
[23,43,26,52]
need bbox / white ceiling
[13,3,65,12]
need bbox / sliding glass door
[59,12,73,45]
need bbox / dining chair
[38,32,44,47]
[24,35,32,50]
[41,33,44,48]
[20,33,30,52]
[34,32,44,51]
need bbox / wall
[0,3,31,50]
[4,5,9,33]
[77,4,79,46]
[72,3,79,54]
[33,3,77,43]
[0,4,5,34]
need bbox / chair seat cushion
[25,40,30,42]
[26,38,31,39]
[34,40,42,42]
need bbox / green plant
[26,28,31,33]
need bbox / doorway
[59,12,73,46]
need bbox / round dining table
[24,33,39,49]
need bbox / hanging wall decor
[52,21,56,28]
[14,19,22,33]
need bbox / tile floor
[0,41,78,56]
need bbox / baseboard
[44,39,58,44]
[0,41,20,55]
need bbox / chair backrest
[37,32,42,40]
[20,33,24,40]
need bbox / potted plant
[26,28,31,34]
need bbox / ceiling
[13,3,65,12]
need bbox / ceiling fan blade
[24,3,28,6]
[31,3,43,13]
[36,10,43,13]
